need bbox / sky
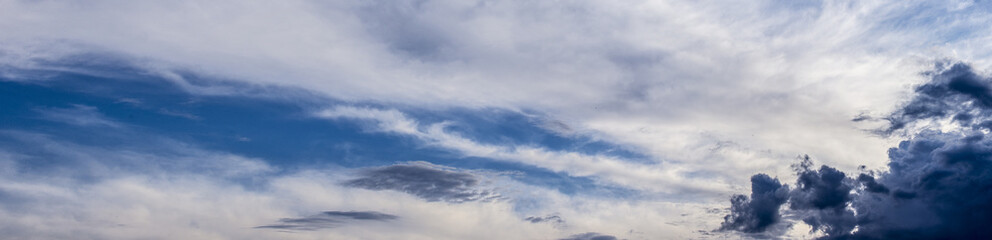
[1,0,992,239]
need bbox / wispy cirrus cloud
[5,0,987,196]
[0,128,719,239]
[34,104,122,128]
[317,106,726,195]
[3,0,990,191]
[0,103,720,239]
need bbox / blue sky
[0,70,640,196]
[2,0,992,239]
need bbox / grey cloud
[719,173,789,233]
[525,214,564,224]
[354,1,452,61]
[856,173,889,194]
[883,62,992,133]
[790,161,853,212]
[525,214,566,229]
[343,163,500,203]
[558,232,618,240]
[723,62,992,239]
[788,158,857,238]
[255,211,398,231]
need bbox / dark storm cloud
[719,174,789,233]
[856,173,889,194]
[720,62,992,239]
[255,211,398,231]
[884,62,992,133]
[558,232,618,240]
[786,157,857,238]
[343,163,500,203]
[789,158,851,211]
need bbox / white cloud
[35,104,123,128]
[0,130,273,179]
[0,131,738,239]
[1,1,982,181]
[0,168,733,239]
[317,106,727,195]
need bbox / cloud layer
[5,0,988,183]
[2,0,992,239]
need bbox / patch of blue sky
[401,108,652,163]
[873,1,987,44]
[2,76,408,168]
[8,53,651,161]
[1,63,648,196]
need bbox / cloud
[0,130,273,179]
[0,78,732,239]
[558,232,618,240]
[0,134,721,239]
[721,62,992,239]
[883,62,992,133]
[255,211,398,231]
[343,163,500,203]
[0,129,552,239]
[34,104,122,128]
[525,214,564,224]
[5,115,237,176]
[0,118,725,239]
[156,108,200,120]
[5,1,992,239]
[719,174,789,233]
[5,1,991,197]
[318,106,726,195]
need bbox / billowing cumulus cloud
[719,174,789,233]
[721,63,992,239]
[884,63,992,133]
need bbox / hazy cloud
[34,104,122,128]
